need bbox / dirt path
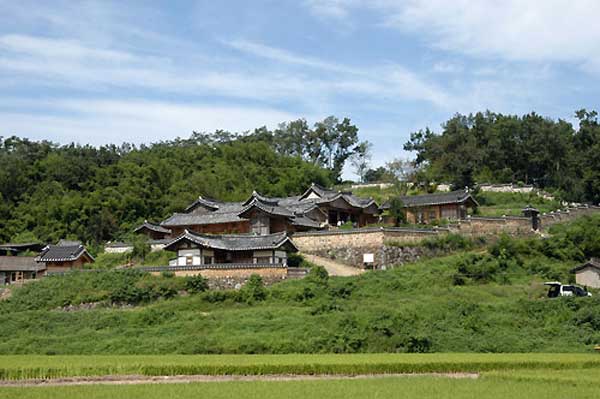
[302,253,365,276]
[0,373,479,387]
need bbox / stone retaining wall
[292,206,600,269]
[148,267,287,289]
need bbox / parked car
[544,282,592,298]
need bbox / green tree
[388,197,407,226]
[131,235,151,262]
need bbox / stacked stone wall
[292,206,600,268]
[149,267,287,289]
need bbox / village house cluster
[0,240,94,285]
[2,183,598,289]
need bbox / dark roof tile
[164,230,298,252]
[0,256,46,272]
[37,245,94,262]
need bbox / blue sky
[1,1,600,179]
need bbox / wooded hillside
[405,109,600,203]
[0,115,366,244]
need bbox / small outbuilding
[381,189,478,224]
[570,259,600,289]
[36,244,95,273]
[0,256,46,285]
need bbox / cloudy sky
[1,0,599,177]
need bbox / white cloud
[305,0,600,72]
[0,33,450,110]
[303,0,357,19]
[0,99,301,145]
[226,39,451,107]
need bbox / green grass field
[0,355,599,399]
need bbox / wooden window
[251,214,270,235]
[428,210,436,220]
[255,256,271,264]
[186,256,193,266]
[203,256,213,265]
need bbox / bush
[238,275,267,304]
[131,235,151,261]
[306,266,329,288]
[185,275,209,293]
[287,253,304,268]
[453,254,499,285]
[422,233,474,252]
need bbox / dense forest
[0,116,366,245]
[403,109,600,203]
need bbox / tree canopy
[0,115,365,244]
[403,110,600,203]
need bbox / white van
[544,282,592,298]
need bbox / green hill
[0,215,599,355]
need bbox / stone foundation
[149,267,287,289]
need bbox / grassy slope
[1,215,598,355]
[0,252,598,354]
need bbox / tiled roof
[239,198,295,218]
[162,184,379,229]
[381,190,479,209]
[184,196,220,212]
[57,239,82,247]
[37,245,94,262]
[290,215,322,228]
[570,258,600,273]
[162,212,246,226]
[134,221,172,234]
[0,256,46,272]
[0,242,45,253]
[163,230,298,252]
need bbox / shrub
[185,275,209,294]
[422,233,474,252]
[287,253,304,268]
[238,274,267,303]
[131,235,151,261]
[306,266,329,288]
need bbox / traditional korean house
[570,259,600,289]
[381,189,478,224]
[36,244,95,273]
[0,257,46,285]
[163,230,298,266]
[133,221,172,240]
[148,183,380,238]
